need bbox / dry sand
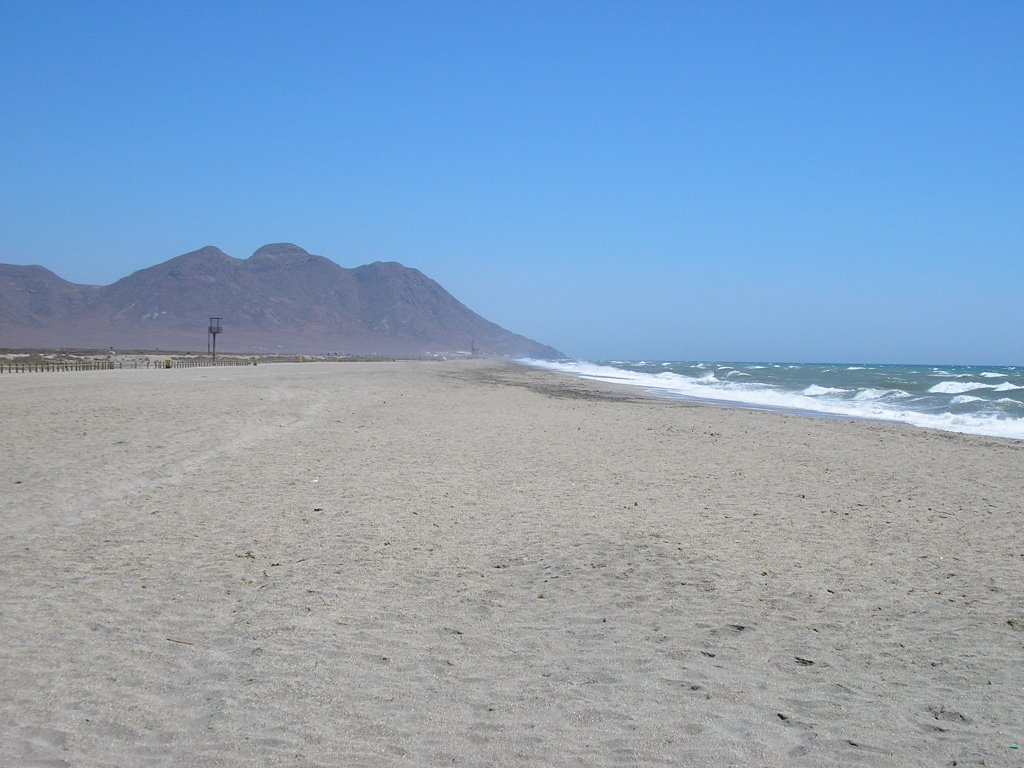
[0,360,1021,767]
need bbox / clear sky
[1,1,1021,364]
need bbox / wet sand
[1,360,1021,766]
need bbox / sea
[520,359,1024,440]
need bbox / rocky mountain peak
[0,244,563,357]
[248,243,314,265]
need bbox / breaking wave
[520,359,1024,440]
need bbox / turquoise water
[522,359,1024,440]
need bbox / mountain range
[0,243,562,357]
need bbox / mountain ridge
[0,244,562,357]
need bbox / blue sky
[1,1,1021,364]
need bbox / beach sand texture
[1,360,1021,767]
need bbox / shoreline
[516,359,1024,441]
[509,360,1024,443]
[1,360,1021,766]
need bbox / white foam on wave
[803,385,852,397]
[930,380,1022,394]
[519,359,1024,440]
[951,395,985,405]
[854,388,912,401]
[670,370,721,384]
[929,381,991,394]
[979,371,1008,378]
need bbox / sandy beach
[1,360,1021,767]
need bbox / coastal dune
[1,360,1020,766]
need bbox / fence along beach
[0,360,1020,766]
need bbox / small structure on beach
[208,317,223,360]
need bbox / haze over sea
[523,359,1024,440]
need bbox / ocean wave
[518,360,1024,439]
[803,385,852,397]
[980,371,1009,378]
[930,380,1022,395]
[854,388,912,401]
[929,381,992,394]
[951,395,985,405]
